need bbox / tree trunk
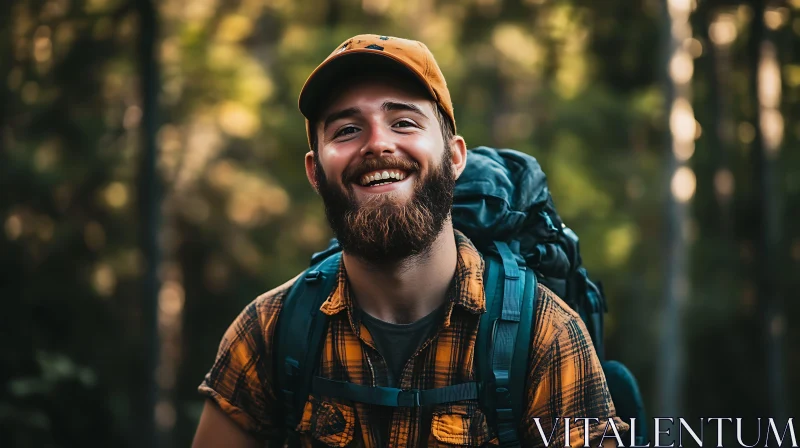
[749,0,788,423]
[135,0,161,446]
[704,7,736,236]
[657,0,695,423]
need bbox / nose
[359,124,396,158]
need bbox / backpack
[272,147,647,446]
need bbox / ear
[304,150,320,194]
[449,135,468,180]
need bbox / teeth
[359,170,408,186]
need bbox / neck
[343,222,458,324]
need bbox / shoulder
[202,273,303,394]
[252,273,301,320]
[199,274,304,436]
[529,283,590,363]
[533,283,581,336]
[522,284,623,446]
[218,273,302,352]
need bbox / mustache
[341,156,420,184]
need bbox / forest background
[2,0,799,446]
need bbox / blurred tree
[657,0,695,422]
[749,0,788,424]
[2,0,142,446]
[134,0,161,446]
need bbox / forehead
[319,74,435,118]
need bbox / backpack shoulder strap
[274,251,341,436]
[476,241,538,447]
[511,262,537,428]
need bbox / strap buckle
[397,389,421,407]
[304,270,322,283]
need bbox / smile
[358,169,408,187]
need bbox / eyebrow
[381,101,426,117]
[323,107,361,131]
[321,101,429,132]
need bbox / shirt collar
[318,229,486,318]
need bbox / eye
[393,119,418,129]
[333,125,359,138]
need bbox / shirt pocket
[430,402,499,447]
[296,396,356,447]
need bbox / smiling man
[193,35,626,447]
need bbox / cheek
[408,136,445,171]
[317,149,349,180]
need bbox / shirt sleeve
[523,286,630,448]
[198,291,284,441]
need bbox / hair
[308,98,455,153]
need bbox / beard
[314,149,455,265]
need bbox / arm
[192,400,261,448]
[522,287,629,448]
[195,294,287,445]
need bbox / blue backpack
[273,147,647,446]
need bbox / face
[305,75,467,264]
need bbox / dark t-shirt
[358,305,446,447]
[359,304,445,388]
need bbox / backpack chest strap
[312,377,479,407]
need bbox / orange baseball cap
[298,34,456,147]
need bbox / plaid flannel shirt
[199,230,628,447]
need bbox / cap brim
[298,50,437,121]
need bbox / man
[193,34,627,447]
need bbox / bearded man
[193,35,627,447]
